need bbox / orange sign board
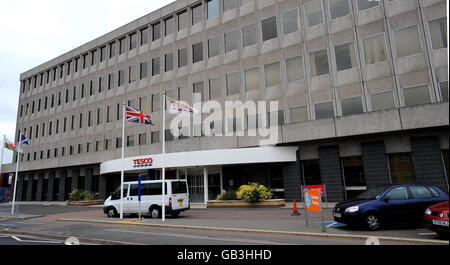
[304,189,321,213]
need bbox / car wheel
[150,206,161,219]
[365,213,381,231]
[171,211,180,218]
[107,207,118,218]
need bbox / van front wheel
[107,207,118,218]
[150,206,161,219]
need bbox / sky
[0,0,173,165]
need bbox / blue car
[333,184,449,230]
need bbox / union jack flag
[126,106,153,125]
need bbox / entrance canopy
[100,146,298,175]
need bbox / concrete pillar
[26,174,33,201]
[219,167,224,194]
[71,169,79,191]
[319,146,345,202]
[282,149,303,202]
[66,168,73,195]
[361,141,391,187]
[99,174,107,199]
[203,167,208,204]
[54,170,61,201]
[35,173,44,201]
[411,137,449,193]
[58,170,66,201]
[47,172,55,201]
[85,168,93,192]
[14,174,21,202]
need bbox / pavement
[1,202,448,245]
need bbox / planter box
[66,200,104,206]
[207,199,285,208]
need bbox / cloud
[0,0,174,165]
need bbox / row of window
[18,12,448,111]
[17,132,158,162]
[17,80,449,150]
[20,0,447,94]
[19,47,449,122]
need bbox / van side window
[130,184,139,196]
[147,183,168,195]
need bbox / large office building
[3,0,449,204]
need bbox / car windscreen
[172,181,187,194]
[356,186,390,200]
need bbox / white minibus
[103,179,190,219]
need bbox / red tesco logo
[133,157,153,167]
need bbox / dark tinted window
[385,187,409,200]
[409,186,432,199]
[429,187,441,197]
[193,42,203,63]
[172,181,188,194]
[112,185,128,200]
[356,186,389,200]
[130,184,139,196]
[143,182,168,196]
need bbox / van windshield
[172,181,187,194]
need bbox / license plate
[178,199,184,207]
[334,212,341,218]
[432,220,449,227]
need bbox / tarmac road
[0,233,66,245]
[0,204,447,245]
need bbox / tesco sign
[133,157,153,168]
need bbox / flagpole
[120,102,126,219]
[0,135,5,175]
[11,131,21,215]
[162,91,166,222]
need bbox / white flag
[166,96,199,114]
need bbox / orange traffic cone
[291,200,301,216]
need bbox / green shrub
[236,183,273,203]
[216,190,238,200]
[69,189,96,201]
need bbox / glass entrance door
[208,167,221,201]
[187,168,204,203]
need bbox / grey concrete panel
[35,173,44,201]
[361,141,391,187]
[411,137,449,192]
[319,146,345,202]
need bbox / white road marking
[10,235,61,244]
[418,233,437,236]
[326,222,338,228]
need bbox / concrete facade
[3,0,448,202]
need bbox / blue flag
[20,133,31,146]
